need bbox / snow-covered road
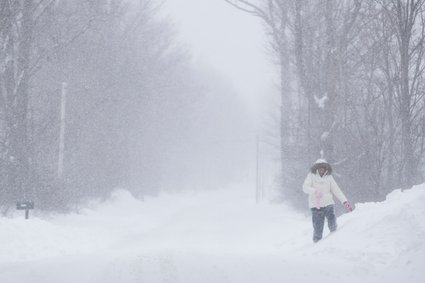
[1,184,424,283]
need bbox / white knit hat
[314,158,328,164]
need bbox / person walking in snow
[303,159,353,243]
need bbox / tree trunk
[279,9,290,179]
[396,0,417,190]
[7,0,34,199]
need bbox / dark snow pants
[311,204,337,242]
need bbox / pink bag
[315,191,323,209]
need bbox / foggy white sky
[160,0,280,191]
[164,0,276,117]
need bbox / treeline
[227,0,425,208]
[0,0,202,212]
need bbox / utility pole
[58,81,67,178]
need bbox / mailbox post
[16,201,34,219]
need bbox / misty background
[1,0,425,213]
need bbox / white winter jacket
[302,172,348,208]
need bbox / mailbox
[17,201,34,210]
[16,201,34,219]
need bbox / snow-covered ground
[1,183,424,283]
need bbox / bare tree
[380,0,425,189]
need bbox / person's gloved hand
[343,201,353,212]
